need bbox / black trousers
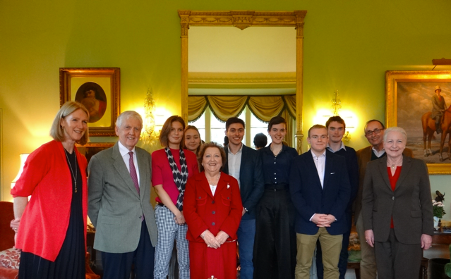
[374,228,422,279]
[253,188,296,279]
[101,221,155,279]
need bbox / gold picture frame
[386,70,451,174]
[75,142,114,163]
[60,68,120,137]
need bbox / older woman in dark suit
[362,127,434,279]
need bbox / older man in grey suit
[88,111,158,279]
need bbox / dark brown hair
[159,115,185,147]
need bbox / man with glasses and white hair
[355,119,412,279]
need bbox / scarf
[164,147,188,210]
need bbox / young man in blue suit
[289,124,351,279]
[222,117,264,279]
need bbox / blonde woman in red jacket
[10,101,89,279]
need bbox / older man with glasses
[354,119,413,279]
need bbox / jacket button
[212,201,215,204]
[198,196,201,199]
[212,211,215,214]
[212,222,215,226]
[392,196,395,200]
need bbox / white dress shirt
[118,141,140,187]
[227,144,243,188]
[311,150,326,188]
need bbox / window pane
[188,111,206,141]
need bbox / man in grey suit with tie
[88,111,158,279]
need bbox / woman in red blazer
[10,101,89,279]
[184,142,243,279]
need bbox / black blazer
[289,150,351,235]
[362,156,434,244]
[223,145,264,220]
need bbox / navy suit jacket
[289,150,351,235]
[223,145,264,220]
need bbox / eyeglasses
[365,128,383,137]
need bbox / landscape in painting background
[397,82,451,163]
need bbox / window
[189,106,271,148]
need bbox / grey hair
[383,127,407,142]
[116,111,143,128]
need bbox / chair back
[0,201,15,251]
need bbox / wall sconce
[432,58,451,70]
[11,153,29,189]
[140,88,159,145]
[314,90,358,142]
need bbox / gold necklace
[65,150,78,193]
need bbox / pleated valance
[188,95,296,123]
[188,95,296,146]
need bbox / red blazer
[184,172,243,242]
[11,140,87,261]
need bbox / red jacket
[11,140,87,261]
[184,172,242,242]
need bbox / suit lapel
[322,152,333,190]
[239,145,247,180]
[377,156,392,191]
[395,155,412,191]
[198,173,214,199]
[136,148,148,202]
[306,150,323,190]
[214,173,229,197]
[223,147,229,174]
[112,143,140,199]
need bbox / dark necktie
[128,152,140,195]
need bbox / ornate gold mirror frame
[178,10,307,153]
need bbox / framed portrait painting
[60,68,120,137]
[386,70,451,174]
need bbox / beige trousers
[356,212,377,279]
[295,228,342,279]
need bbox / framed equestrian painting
[59,68,120,137]
[386,70,451,174]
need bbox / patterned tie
[128,152,140,195]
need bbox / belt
[264,184,288,191]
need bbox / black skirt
[19,150,85,279]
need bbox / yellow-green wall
[1,0,451,217]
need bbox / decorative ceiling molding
[178,10,306,30]
[188,72,296,87]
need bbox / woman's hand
[421,234,432,250]
[174,211,186,225]
[201,230,221,249]
[365,229,375,247]
[10,218,20,232]
[215,231,229,245]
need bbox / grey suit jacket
[88,142,158,253]
[361,155,434,244]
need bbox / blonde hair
[50,101,90,145]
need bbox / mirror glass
[188,26,296,146]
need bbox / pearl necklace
[65,150,78,193]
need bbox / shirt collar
[327,142,346,153]
[371,146,385,157]
[118,141,136,156]
[228,143,243,154]
[311,150,326,160]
